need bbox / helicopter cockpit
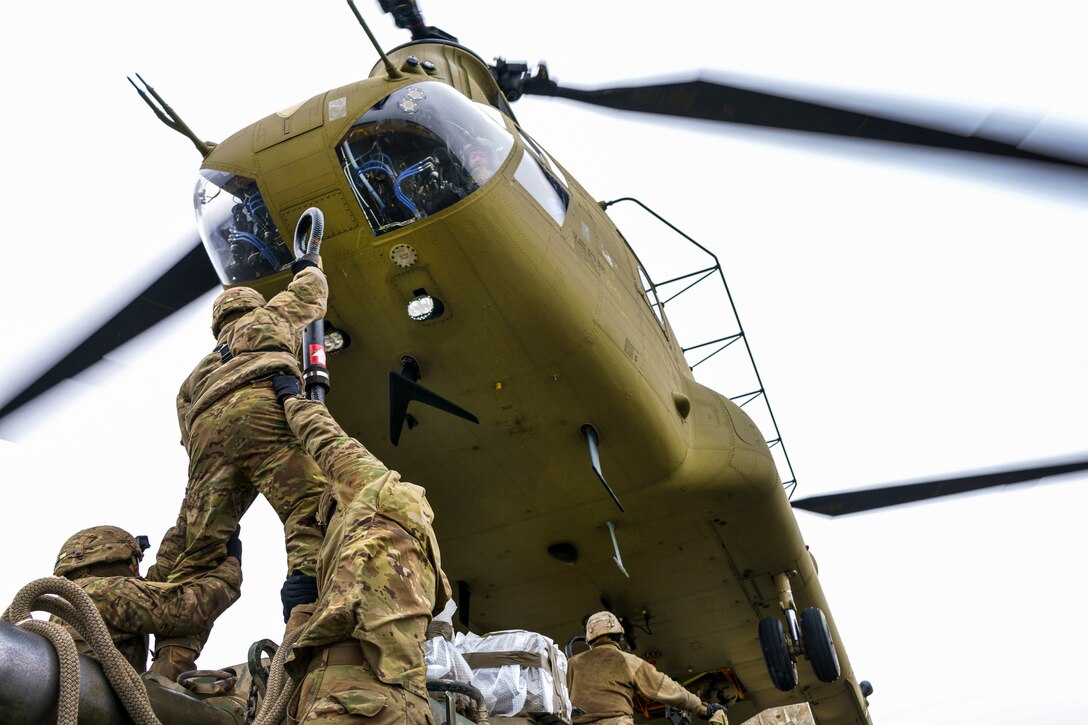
[193,82,514,284]
[194,173,293,285]
[338,81,513,235]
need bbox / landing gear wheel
[801,607,841,683]
[758,616,798,691]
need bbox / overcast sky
[1,2,1086,723]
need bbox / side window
[517,128,569,189]
[337,82,514,236]
[195,172,292,284]
[514,151,569,226]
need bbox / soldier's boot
[149,644,199,682]
[285,603,316,636]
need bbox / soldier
[273,380,451,724]
[566,612,728,725]
[51,525,242,674]
[463,138,498,185]
[154,257,329,673]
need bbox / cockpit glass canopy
[338,81,514,235]
[194,172,292,284]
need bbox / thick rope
[2,577,162,725]
[251,625,304,725]
[14,618,81,725]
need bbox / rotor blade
[792,456,1088,516]
[0,240,218,423]
[521,75,1088,169]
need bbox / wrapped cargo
[426,600,474,686]
[456,629,571,719]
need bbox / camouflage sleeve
[176,382,192,447]
[83,560,242,638]
[263,266,328,330]
[145,512,188,583]
[434,567,453,616]
[284,397,390,488]
[632,659,703,714]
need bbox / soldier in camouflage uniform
[143,510,217,678]
[52,525,241,674]
[276,391,451,724]
[153,259,329,674]
[567,612,728,725]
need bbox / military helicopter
[1,1,1087,723]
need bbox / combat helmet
[54,525,144,578]
[211,286,266,336]
[585,611,624,643]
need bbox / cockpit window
[194,172,292,284]
[338,82,514,235]
[517,128,568,189]
[514,151,569,227]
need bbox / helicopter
[1,1,1086,724]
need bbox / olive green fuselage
[202,43,870,724]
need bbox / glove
[699,703,728,721]
[291,255,321,274]
[225,525,242,564]
[273,375,301,404]
[281,570,319,622]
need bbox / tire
[758,616,798,691]
[801,607,841,683]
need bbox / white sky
[1,2,1086,723]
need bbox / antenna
[345,0,404,80]
[126,73,215,158]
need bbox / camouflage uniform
[163,265,329,585]
[52,526,241,674]
[144,510,214,677]
[566,640,705,725]
[282,397,451,724]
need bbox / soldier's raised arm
[82,556,242,638]
[263,264,328,329]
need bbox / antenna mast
[345,0,404,80]
[127,73,214,158]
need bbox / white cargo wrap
[456,630,572,718]
[425,600,474,686]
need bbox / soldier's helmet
[54,525,144,577]
[211,286,266,336]
[585,611,624,643]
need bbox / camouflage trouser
[167,382,327,582]
[148,642,199,681]
[146,509,187,583]
[292,657,434,725]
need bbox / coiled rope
[250,624,303,725]
[2,576,162,725]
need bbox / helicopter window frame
[475,102,511,133]
[516,128,569,189]
[638,264,668,333]
[514,150,570,227]
[194,172,293,285]
[335,82,516,236]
